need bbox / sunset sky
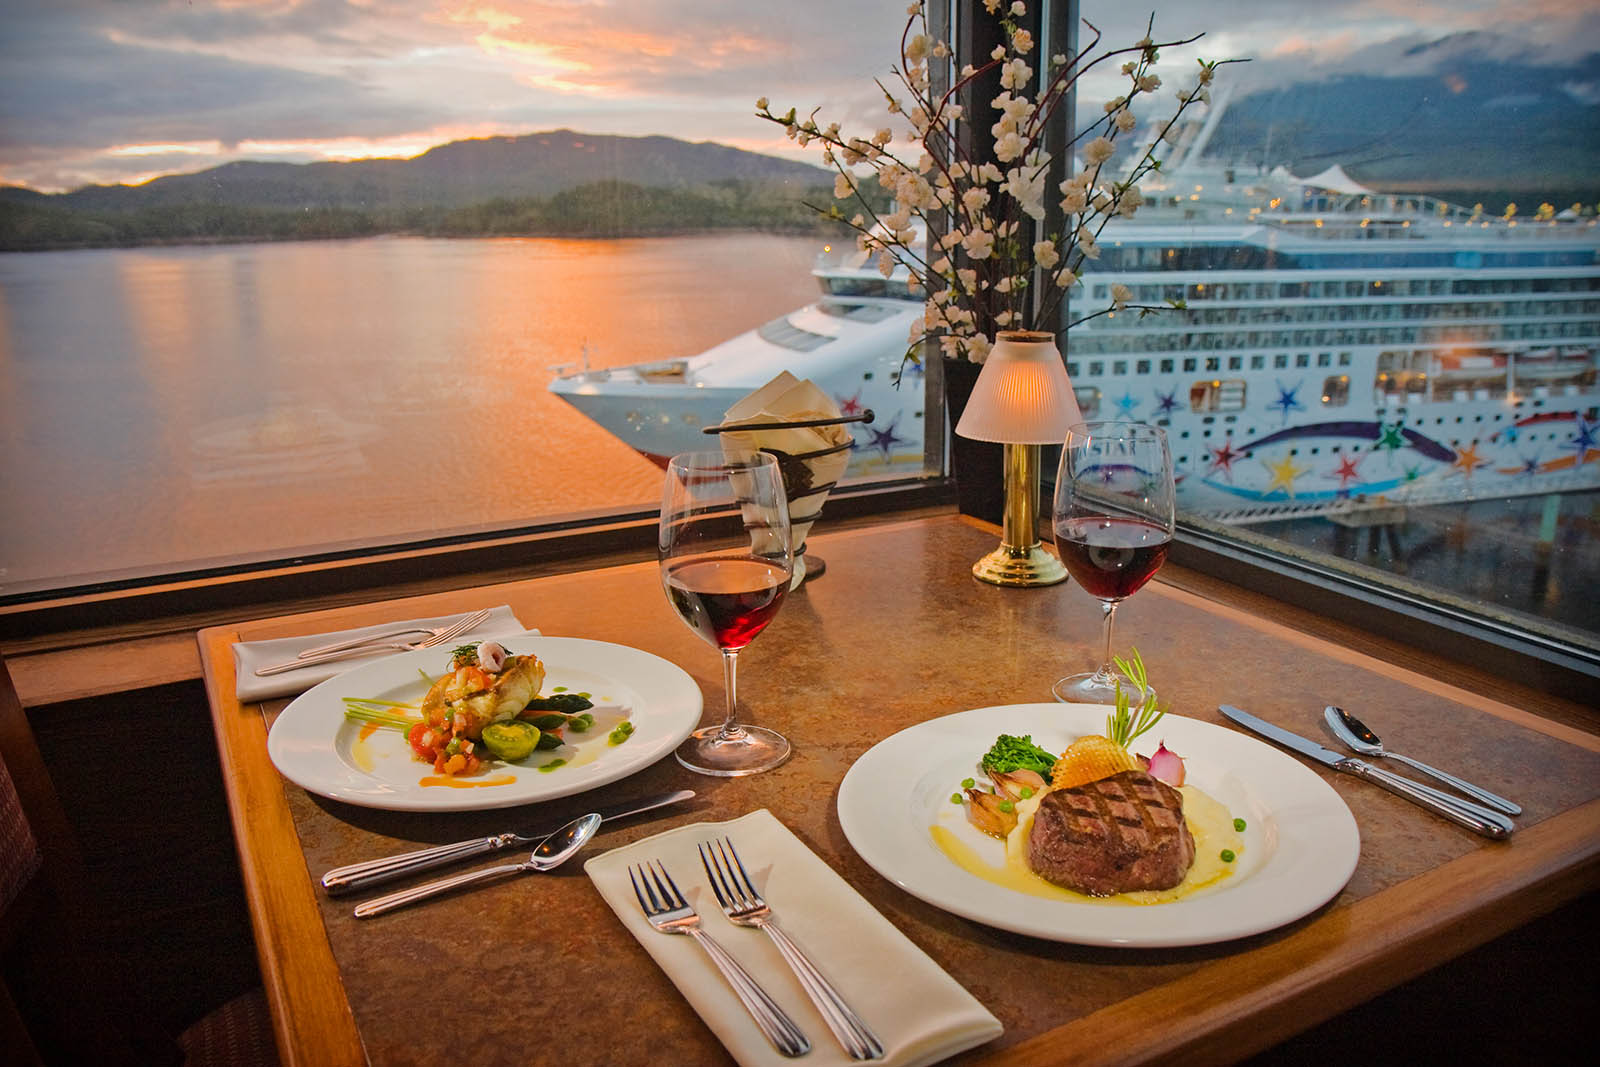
[1,0,1594,193]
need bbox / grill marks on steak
[1026,770,1196,896]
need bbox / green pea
[961,777,975,789]
[1220,849,1236,863]
[951,792,963,804]
[1233,817,1247,832]
[1019,787,1035,799]
[998,800,1015,814]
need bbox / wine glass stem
[717,648,746,741]
[1093,600,1119,683]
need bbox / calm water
[0,234,823,592]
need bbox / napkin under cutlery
[585,809,1003,1067]
[232,605,528,701]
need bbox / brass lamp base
[970,441,1068,587]
[971,542,1067,586]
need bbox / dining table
[196,512,1600,1066]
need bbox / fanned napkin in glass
[585,809,1002,1067]
[718,372,854,584]
[232,605,528,702]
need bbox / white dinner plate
[267,634,702,812]
[838,703,1360,947]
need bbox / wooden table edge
[198,625,367,1067]
[982,797,1600,1067]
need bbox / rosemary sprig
[1104,648,1168,748]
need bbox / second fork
[701,838,885,1060]
[629,860,810,1058]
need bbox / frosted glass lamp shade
[954,331,1082,444]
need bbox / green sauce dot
[1233,817,1247,832]
[961,777,975,789]
[538,760,567,773]
[1220,849,1236,863]
[951,792,963,804]
[553,686,568,692]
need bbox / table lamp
[953,330,1082,586]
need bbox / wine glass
[660,449,795,775]
[1051,421,1175,705]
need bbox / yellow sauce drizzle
[419,774,518,789]
[349,723,382,773]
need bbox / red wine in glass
[1051,422,1175,705]
[659,450,794,776]
[664,555,789,650]
[1054,517,1171,601]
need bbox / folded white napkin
[232,605,528,702]
[585,809,1002,1067]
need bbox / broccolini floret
[981,734,1057,779]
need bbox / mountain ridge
[0,129,831,212]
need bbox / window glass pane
[1076,0,1600,645]
[0,2,937,595]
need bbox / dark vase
[941,355,1004,524]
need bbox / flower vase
[942,355,1005,525]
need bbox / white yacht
[550,151,1599,522]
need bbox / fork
[253,610,493,676]
[701,839,885,1060]
[629,860,810,1058]
[294,608,494,660]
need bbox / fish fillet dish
[410,641,545,775]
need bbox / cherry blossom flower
[755,6,1224,362]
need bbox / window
[1078,0,1600,672]
[0,1,939,600]
[1190,379,1247,413]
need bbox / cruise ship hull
[549,167,1600,521]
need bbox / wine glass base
[1052,672,1156,707]
[675,724,792,777]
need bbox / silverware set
[254,607,494,676]
[631,840,883,1060]
[328,790,695,915]
[1220,703,1520,839]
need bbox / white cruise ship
[550,157,1599,523]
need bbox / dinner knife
[320,788,696,895]
[1217,705,1513,840]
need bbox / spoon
[1324,706,1521,816]
[354,812,602,918]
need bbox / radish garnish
[1146,741,1186,786]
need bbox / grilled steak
[1026,770,1195,896]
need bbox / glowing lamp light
[954,331,1081,587]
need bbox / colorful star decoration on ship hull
[860,416,909,459]
[835,391,865,417]
[1207,437,1244,481]
[1570,415,1599,462]
[1154,388,1179,417]
[1262,452,1309,496]
[1271,380,1305,424]
[1329,453,1363,488]
[1451,442,1488,478]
